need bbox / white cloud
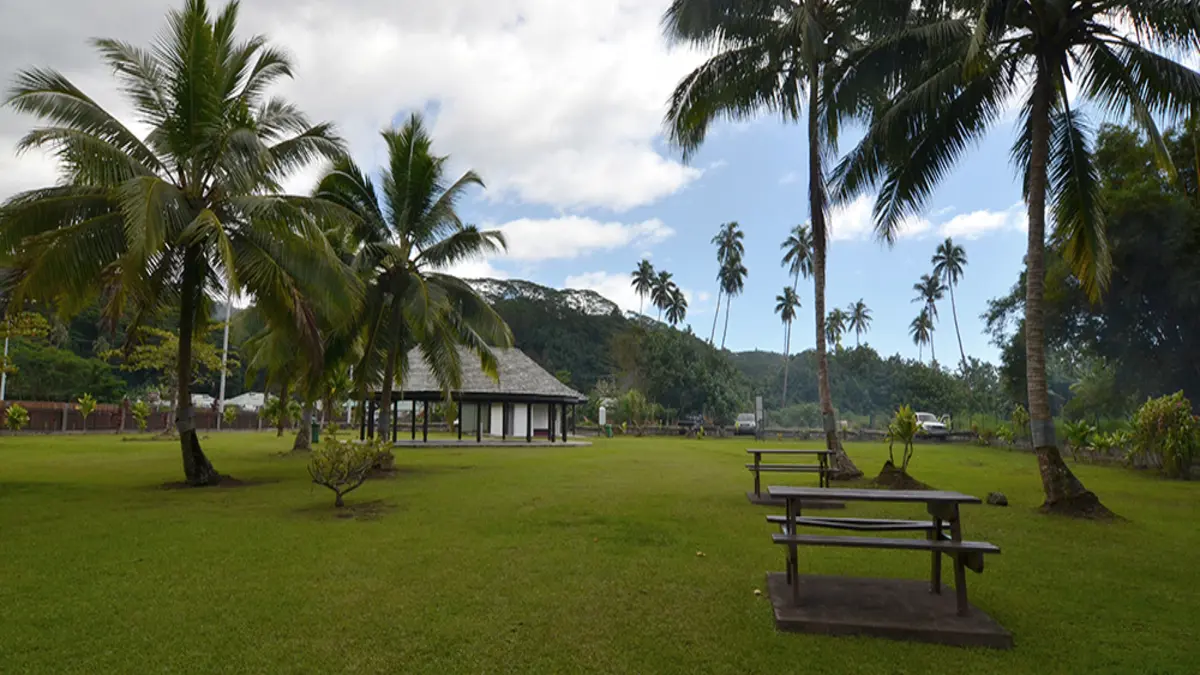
[0,0,707,212]
[828,195,930,242]
[780,171,801,185]
[491,216,674,261]
[437,258,510,281]
[938,204,1026,239]
[707,159,728,171]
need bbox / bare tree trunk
[709,291,721,344]
[378,343,397,441]
[781,320,791,409]
[277,379,289,437]
[949,279,968,373]
[808,62,861,480]
[1026,63,1111,517]
[721,298,732,349]
[293,402,314,451]
[929,325,936,367]
[177,249,220,486]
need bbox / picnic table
[767,486,1000,617]
[745,449,832,500]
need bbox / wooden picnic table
[766,486,999,616]
[746,449,832,496]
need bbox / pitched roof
[386,347,586,402]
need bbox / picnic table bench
[767,486,1000,617]
[746,449,832,499]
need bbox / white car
[734,413,757,436]
[915,412,948,438]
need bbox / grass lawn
[2,432,1197,674]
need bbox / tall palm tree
[780,224,814,291]
[0,0,357,485]
[825,308,848,350]
[630,259,656,316]
[709,222,744,343]
[663,0,912,479]
[909,309,933,363]
[719,255,747,349]
[912,274,944,365]
[314,114,513,442]
[665,286,689,327]
[774,287,801,408]
[833,1,1200,515]
[932,237,969,372]
[651,270,675,321]
[847,299,872,347]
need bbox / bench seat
[745,463,826,472]
[772,533,998,572]
[766,515,935,532]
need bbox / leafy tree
[932,237,969,372]
[650,270,675,322]
[911,274,944,365]
[131,400,151,432]
[665,286,688,327]
[886,405,920,473]
[308,437,385,508]
[780,224,813,291]
[314,113,513,442]
[825,308,848,350]
[4,404,29,432]
[718,252,747,349]
[76,393,97,431]
[847,299,872,347]
[834,1,1200,515]
[709,221,746,348]
[103,328,226,424]
[630,259,655,316]
[909,309,933,364]
[7,341,126,402]
[774,287,801,409]
[0,0,355,484]
[0,312,50,378]
[222,404,239,428]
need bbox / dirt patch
[295,499,395,521]
[872,462,935,491]
[159,476,278,490]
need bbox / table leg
[787,497,800,606]
[754,452,761,496]
[948,504,969,616]
[929,517,942,594]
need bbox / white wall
[489,404,505,437]
[509,403,552,438]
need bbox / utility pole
[1,335,9,401]
[216,290,233,429]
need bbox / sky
[0,0,1043,365]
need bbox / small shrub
[885,405,920,473]
[131,400,150,432]
[1062,419,1097,461]
[1093,429,1131,456]
[222,404,239,427]
[996,424,1015,446]
[5,404,29,431]
[308,438,386,507]
[1130,392,1198,479]
[1011,404,1030,446]
[76,393,97,431]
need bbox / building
[364,347,586,443]
[225,392,266,412]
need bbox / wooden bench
[746,449,832,496]
[765,515,935,533]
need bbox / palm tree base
[826,433,864,480]
[181,430,222,486]
[1035,446,1117,519]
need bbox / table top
[766,486,981,504]
[747,448,832,455]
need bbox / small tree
[616,389,655,436]
[4,404,29,432]
[1130,392,1198,479]
[102,328,229,432]
[1062,419,1097,462]
[76,394,97,432]
[222,405,239,428]
[131,400,151,432]
[1011,404,1031,449]
[885,405,920,474]
[308,438,385,507]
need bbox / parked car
[734,413,758,436]
[914,412,948,439]
[677,414,704,435]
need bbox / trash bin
[604,424,613,438]
[311,420,320,444]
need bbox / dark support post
[549,404,555,443]
[367,399,376,439]
[458,399,463,441]
[929,516,943,594]
[411,400,416,440]
[359,400,366,440]
[501,403,507,440]
[949,505,969,616]
[422,400,429,443]
[391,399,398,443]
[561,404,567,442]
[526,404,532,443]
[476,402,482,443]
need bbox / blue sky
[454,115,1030,366]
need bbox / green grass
[1,433,1197,674]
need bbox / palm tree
[832,1,1200,514]
[774,287,801,408]
[825,308,848,350]
[719,255,747,349]
[0,0,357,485]
[663,0,909,479]
[314,114,513,442]
[630,259,656,316]
[651,271,675,321]
[847,299,872,347]
[709,222,744,343]
[780,224,814,291]
[932,238,969,372]
[665,286,689,327]
[912,274,945,365]
[909,309,933,363]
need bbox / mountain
[468,279,623,318]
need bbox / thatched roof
[379,347,586,403]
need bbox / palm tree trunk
[377,298,406,441]
[639,295,644,316]
[720,298,732,349]
[1026,63,1111,517]
[948,280,968,372]
[807,62,861,480]
[709,291,722,344]
[929,326,936,366]
[293,402,314,451]
[177,249,220,485]
[781,320,791,409]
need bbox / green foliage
[771,402,823,429]
[634,327,748,425]
[222,405,238,427]
[5,340,125,402]
[441,401,459,431]
[131,400,150,432]
[1130,392,1199,479]
[4,404,30,431]
[614,389,658,436]
[1093,429,1132,455]
[0,313,50,375]
[996,424,1015,446]
[308,438,386,507]
[1011,404,1030,446]
[76,394,97,429]
[1062,419,1097,460]
[102,328,228,404]
[260,396,302,428]
[885,405,920,472]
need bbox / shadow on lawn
[293,499,396,521]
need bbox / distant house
[366,346,586,443]
[225,392,266,412]
[191,394,216,409]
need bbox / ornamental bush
[131,400,150,431]
[4,403,29,431]
[308,438,388,507]
[1130,392,1198,479]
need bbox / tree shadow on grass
[158,476,280,490]
[293,499,396,521]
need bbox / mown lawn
[1,432,1197,674]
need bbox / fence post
[61,403,69,432]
